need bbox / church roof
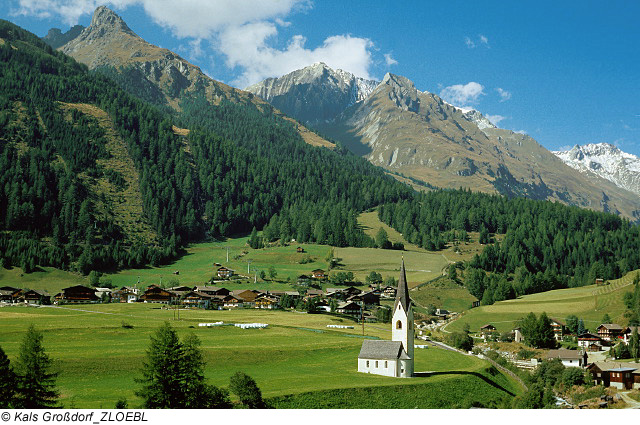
[358,340,411,360]
[393,259,411,313]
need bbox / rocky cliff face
[245,62,378,124]
[554,143,640,197]
[41,25,84,49]
[58,7,334,148]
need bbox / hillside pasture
[445,270,639,333]
[0,303,521,408]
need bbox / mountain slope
[554,143,640,198]
[41,25,84,49]
[59,6,334,149]
[249,66,640,219]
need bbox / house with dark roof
[336,301,361,316]
[597,324,625,342]
[140,285,177,304]
[23,289,50,304]
[358,259,413,378]
[546,348,588,368]
[217,266,234,279]
[623,326,639,345]
[0,287,21,303]
[311,269,326,280]
[549,318,566,341]
[54,286,97,304]
[588,362,640,390]
[577,332,602,351]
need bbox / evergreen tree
[601,313,612,324]
[0,346,15,408]
[13,325,59,408]
[630,327,639,362]
[577,319,585,336]
[537,313,556,349]
[565,315,579,335]
[229,372,266,409]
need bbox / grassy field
[446,269,640,333]
[411,276,478,313]
[0,303,522,408]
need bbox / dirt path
[619,391,640,409]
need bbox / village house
[336,301,361,316]
[480,324,497,341]
[311,269,326,280]
[231,289,261,307]
[588,362,640,390]
[94,287,112,301]
[297,274,311,285]
[325,288,344,299]
[55,285,98,304]
[358,259,413,378]
[140,285,177,304]
[546,348,588,368]
[217,266,234,279]
[512,327,524,343]
[0,286,21,303]
[597,323,626,342]
[342,286,363,297]
[182,291,216,309]
[381,285,397,298]
[23,289,50,304]
[254,294,280,309]
[549,318,566,341]
[222,294,243,308]
[347,290,380,307]
[577,332,602,351]
[304,289,324,300]
[435,308,449,318]
[112,287,139,303]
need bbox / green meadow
[446,269,639,334]
[0,303,522,408]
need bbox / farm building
[55,286,98,304]
[22,289,50,304]
[304,289,324,299]
[546,348,588,368]
[217,266,234,279]
[358,259,413,378]
[597,324,626,342]
[347,291,380,306]
[0,286,21,303]
[588,362,640,390]
[194,286,230,297]
[381,286,397,298]
[336,301,361,316]
[255,294,280,309]
[623,326,639,344]
[512,328,524,343]
[222,295,244,308]
[112,287,138,303]
[140,285,177,304]
[480,324,497,341]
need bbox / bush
[229,372,266,408]
[560,367,585,388]
[448,332,474,352]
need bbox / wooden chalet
[304,289,324,300]
[311,269,326,280]
[23,289,50,304]
[55,285,97,304]
[549,318,566,341]
[255,294,280,309]
[112,287,139,303]
[381,286,397,299]
[597,323,625,342]
[297,274,311,285]
[268,290,300,300]
[342,286,363,297]
[325,288,344,299]
[336,301,361,316]
[140,285,177,304]
[231,289,261,307]
[347,290,380,306]
[588,362,640,390]
[182,291,220,309]
[217,266,234,279]
[0,286,21,303]
[577,332,602,351]
[222,295,243,308]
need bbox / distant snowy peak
[554,143,640,196]
[245,62,380,124]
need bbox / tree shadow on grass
[413,371,515,397]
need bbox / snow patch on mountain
[553,143,640,196]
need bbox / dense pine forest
[1,19,639,301]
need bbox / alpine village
[1,4,640,412]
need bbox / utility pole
[247,259,252,274]
[361,302,365,336]
[226,247,229,262]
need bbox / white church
[357,260,414,378]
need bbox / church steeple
[394,258,411,313]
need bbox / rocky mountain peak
[90,6,134,35]
[463,109,497,130]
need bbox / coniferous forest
[1,19,639,301]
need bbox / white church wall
[358,358,397,377]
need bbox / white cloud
[464,36,475,49]
[496,87,512,102]
[485,114,506,126]
[514,130,527,135]
[384,53,398,66]
[479,34,489,46]
[13,0,377,87]
[439,82,485,108]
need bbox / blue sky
[2,0,639,156]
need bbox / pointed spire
[394,258,411,313]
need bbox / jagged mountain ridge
[41,24,84,49]
[249,65,640,219]
[58,6,334,148]
[554,143,640,197]
[246,62,378,124]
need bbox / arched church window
[396,320,402,329]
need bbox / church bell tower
[392,259,414,375]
